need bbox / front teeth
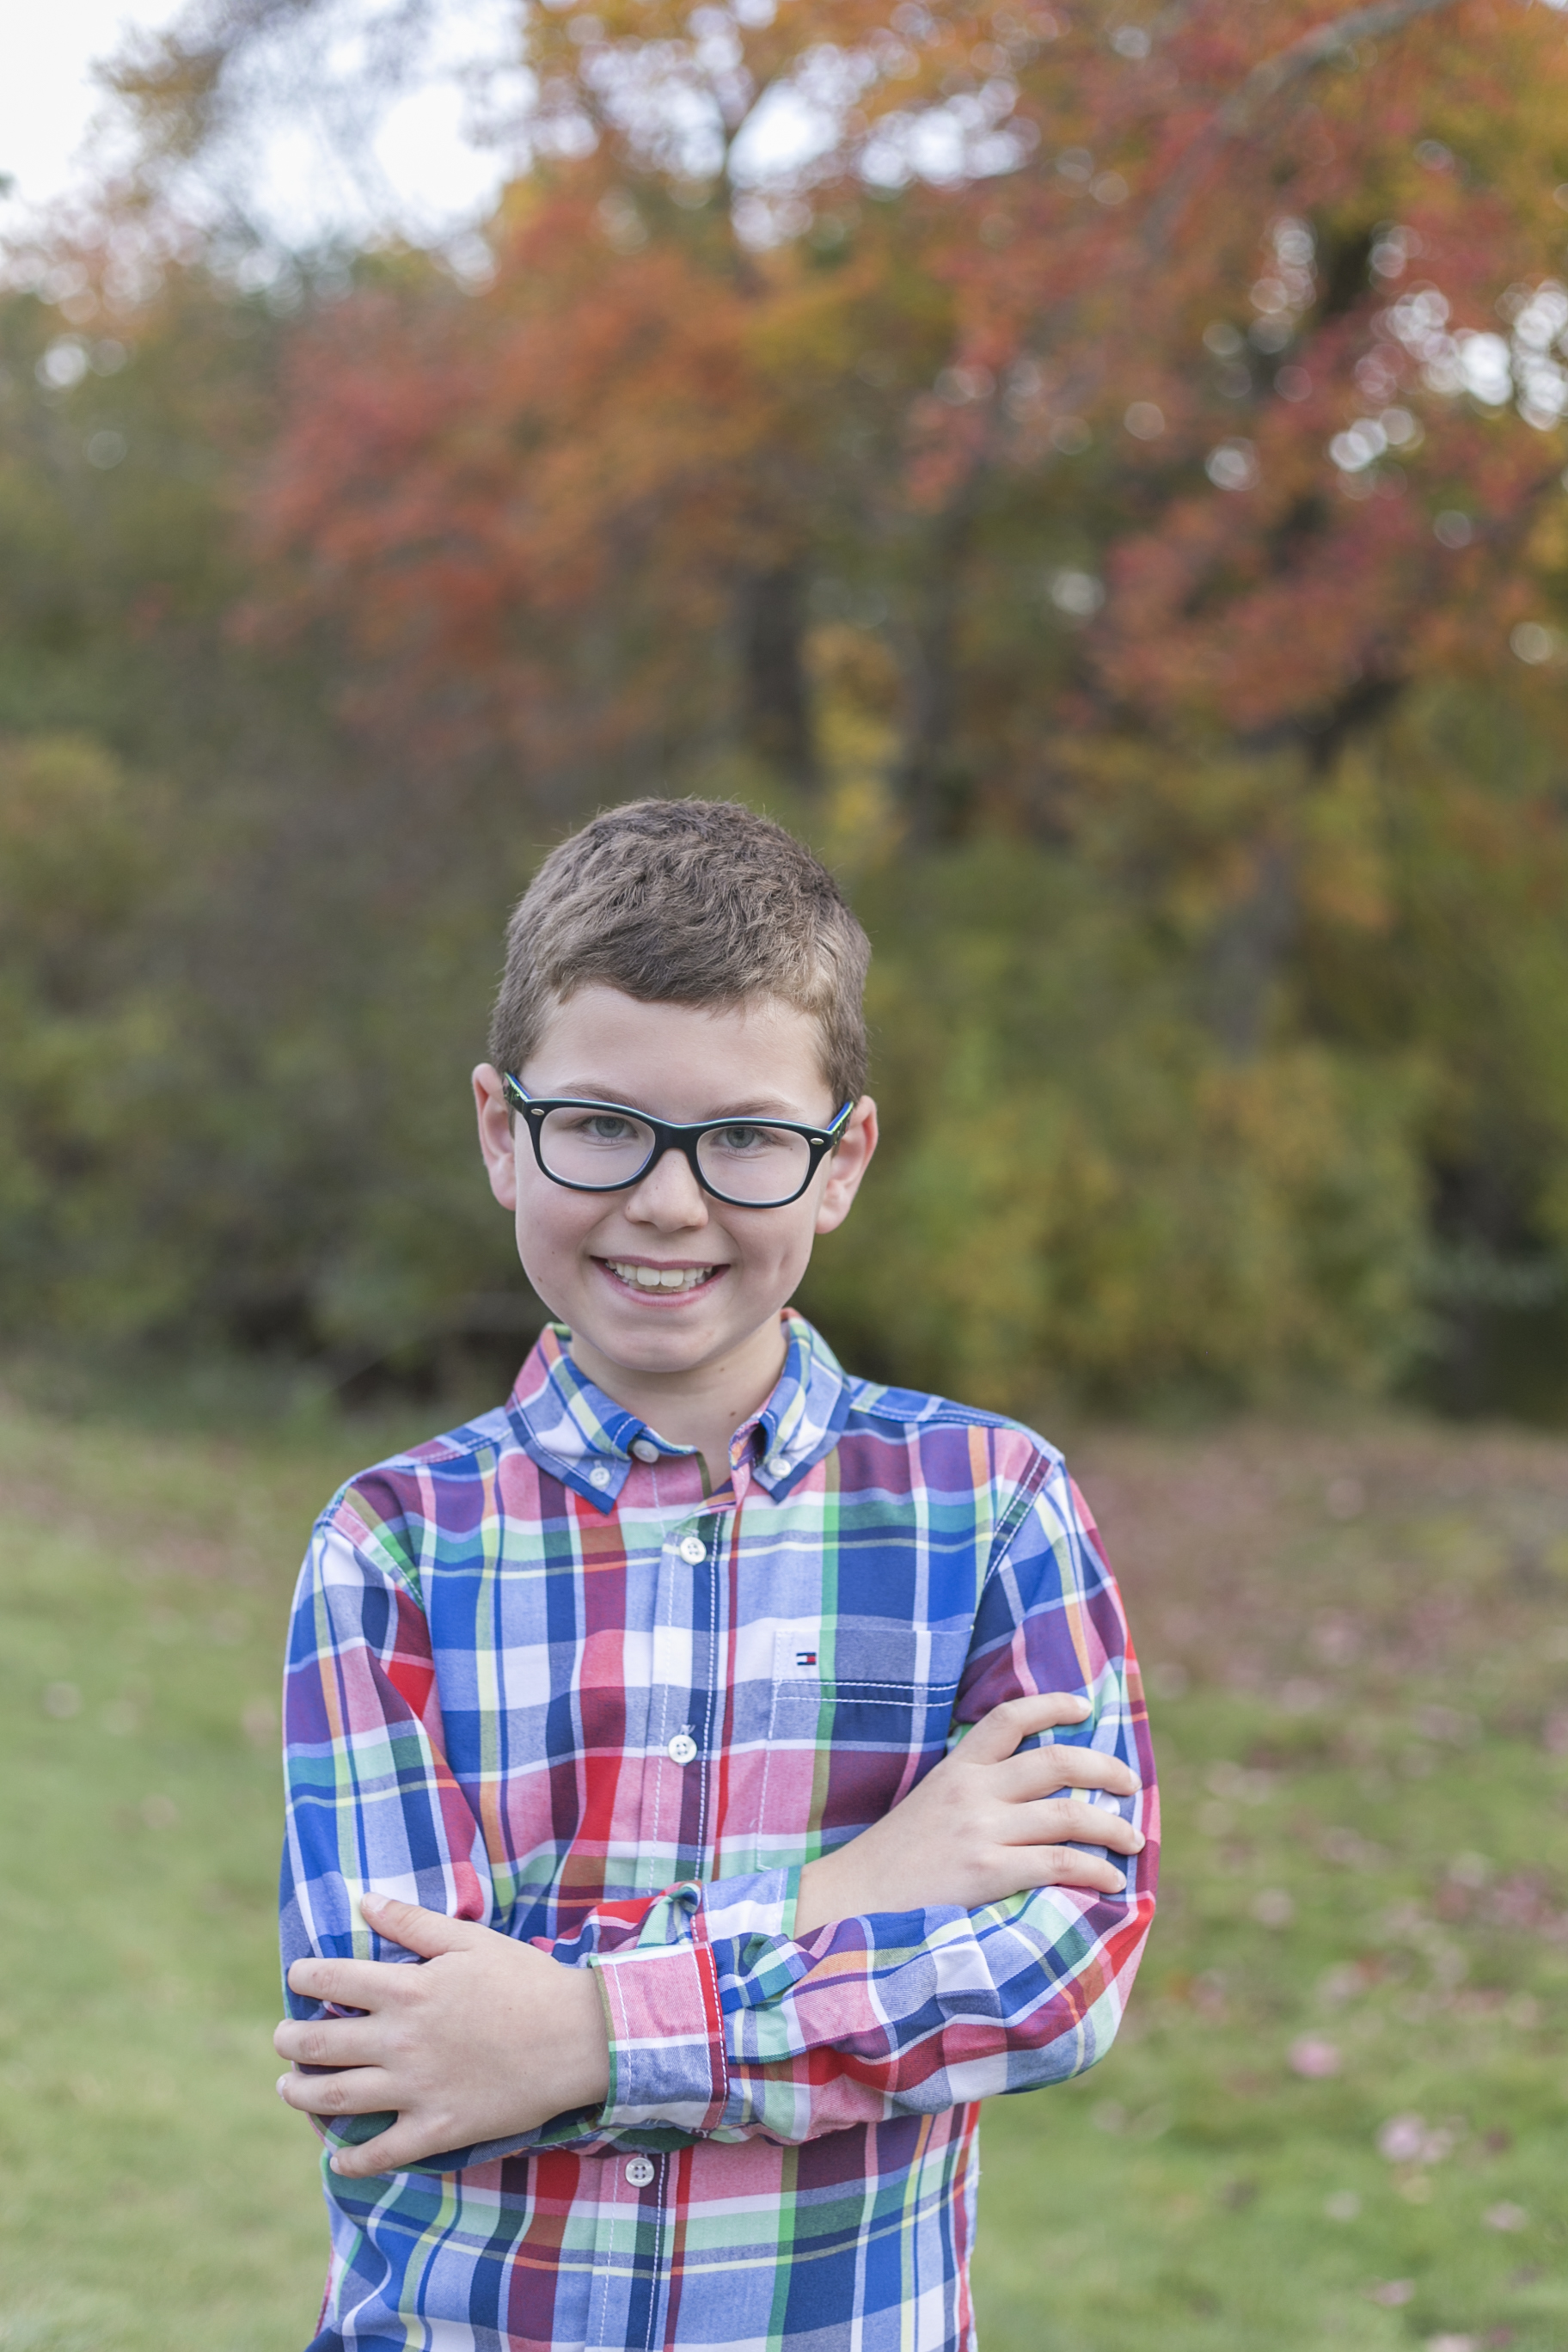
[609,1261,714,1292]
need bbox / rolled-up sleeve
[588,1457,1158,2145]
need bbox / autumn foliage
[244,0,1568,793]
[7,0,1568,1408]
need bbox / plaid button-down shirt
[282,1313,1158,2352]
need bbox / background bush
[8,0,1568,1416]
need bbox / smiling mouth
[601,1259,724,1295]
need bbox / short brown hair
[488,799,871,1105]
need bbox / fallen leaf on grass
[1378,2114,1455,2165]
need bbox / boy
[275,797,1157,2352]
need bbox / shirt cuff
[591,1938,728,2132]
[699,1865,800,1946]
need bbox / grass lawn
[1,1375,1565,2349]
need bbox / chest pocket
[764,1626,963,1838]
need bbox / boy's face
[473,987,876,1395]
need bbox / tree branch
[1141,0,1472,254]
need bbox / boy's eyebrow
[548,1081,818,1121]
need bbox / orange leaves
[250,192,783,759]
[231,0,1568,801]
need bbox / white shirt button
[624,2154,656,2187]
[677,1534,706,1565]
[630,1438,660,1464]
[587,1464,611,1488]
[667,1731,698,1766]
[766,1457,788,1478]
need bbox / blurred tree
[800,832,1430,1408]
[0,732,184,1335]
[0,260,539,1368]
[119,0,1568,823]
[0,0,1563,1411]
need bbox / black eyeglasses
[503,1076,854,1208]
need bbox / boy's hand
[274,1893,610,2177]
[793,1693,1143,1937]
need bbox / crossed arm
[275,1689,1144,2178]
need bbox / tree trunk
[738,564,817,789]
[1203,834,1297,1059]
[896,501,974,844]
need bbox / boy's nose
[623,1145,710,1228]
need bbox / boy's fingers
[278,2062,398,2118]
[1006,1798,1145,1852]
[958,1692,1091,1765]
[274,2015,377,2066]
[1009,1847,1129,1896]
[287,1954,410,2006]
[330,2122,441,2180]
[358,1893,487,1959]
[996,1747,1139,1802]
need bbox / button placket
[651,1515,721,1868]
[665,1531,705,1767]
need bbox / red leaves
[242,0,1568,791]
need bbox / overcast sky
[0,0,826,254]
[2,2,183,221]
[0,0,516,247]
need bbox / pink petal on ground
[1290,2037,1343,2079]
[1378,2114,1427,2162]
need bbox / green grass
[977,1421,1568,2352]
[1,1383,1565,2349]
[0,1383,432,2352]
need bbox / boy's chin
[567,1284,786,1373]
[587,1306,740,1368]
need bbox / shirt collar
[505,1313,853,1511]
[749,1311,854,1493]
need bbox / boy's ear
[473,1064,520,1211]
[814,1097,878,1237]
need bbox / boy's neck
[561,1314,792,1490]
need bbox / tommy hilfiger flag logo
[795,1650,818,1668]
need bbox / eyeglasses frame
[502,1075,855,1209]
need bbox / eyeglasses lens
[695,1124,812,1204]
[538,1107,655,1187]
[536,1109,812,1204]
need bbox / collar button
[630,1437,660,1464]
[587,1464,612,1489]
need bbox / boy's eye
[700,1119,789,1157]
[550,1110,648,1148]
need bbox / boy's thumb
[358,1890,483,1957]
